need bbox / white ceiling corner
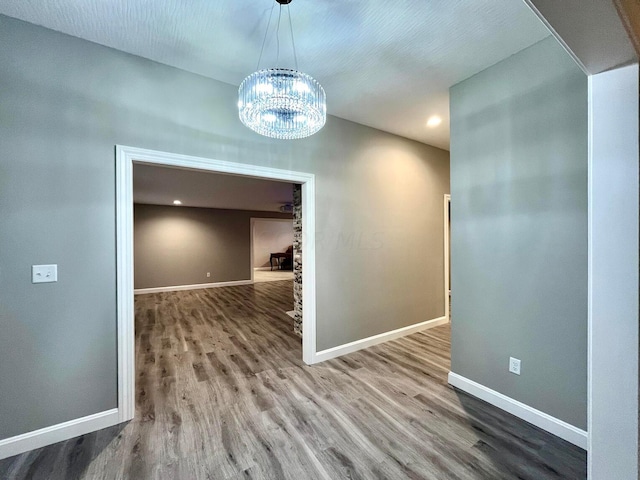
[0,0,551,150]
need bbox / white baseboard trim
[254,267,273,271]
[0,408,120,460]
[447,372,588,450]
[313,316,448,364]
[134,279,253,295]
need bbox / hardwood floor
[0,280,586,479]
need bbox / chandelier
[238,0,326,140]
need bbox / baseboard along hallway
[0,280,586,479]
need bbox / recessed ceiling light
[427,116,442,128]
[173,200,182,205]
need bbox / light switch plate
[32,264,58,283]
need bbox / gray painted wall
[0,16,449,439]
[524,0,636,74]
[449,37,588,429]
[134,204,291,289]
[589,64,639,480]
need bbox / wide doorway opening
[115,146,317,424]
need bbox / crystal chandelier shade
[238,0,326,140]
[238,69,326,140]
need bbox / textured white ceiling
[133,164,294,212]
[0,0,550,150]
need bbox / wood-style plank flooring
[0,280,586,479]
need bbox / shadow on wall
[452,391,587,479]
[0,423,128,478]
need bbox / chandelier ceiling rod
[256,2,276,71]
[256,0,299,72]
[287,2,299,71]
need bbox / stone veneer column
[292,184,303,337]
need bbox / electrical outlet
[206,272,211,278]
[509,357,521,375]
[32,264,58,284]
